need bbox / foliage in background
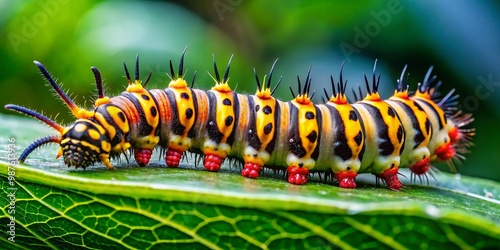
[0,0,499,181]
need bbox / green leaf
[1,113,499,249]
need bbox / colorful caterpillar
[5,49,474,190]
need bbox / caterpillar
[5,49,474,190]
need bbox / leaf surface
[0,114,499,249]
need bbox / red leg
[377,167,402,191]
[334,171,357,188]
[287,166,309,185]
[204,154,222,172]
[435,142,455,161]
[165,148,183,167]
[448,127,459,144]
[242,163,262,178]
[134,148,152,166]
[409,157,430,175]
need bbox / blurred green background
[0,0,499,181]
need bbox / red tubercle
[393,90,410,100]
[364,92,382,102]
[204,154,223,172]
[329,95,348,105]
[287,166,309,185]
[448,127,460,144]
[334,171,357,189]
[409,157,430,175]
[242,162,262,178]
[134,148,152,166]
[435,142,455,161]
[165,148,183,167]
[295,96,311,105]
[376,167,402,191]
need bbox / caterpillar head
[5,60,115,169]
[4,105,114,169]
[59,119,111,169]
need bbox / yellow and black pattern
[151,57,198,167]
[6,49,475,190]
[385,67,432,177]
[242,62,280,172]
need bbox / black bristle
[330,75,336,97]
[323,88,330,101]
[342,80,348,95]
[305,65,312,95]
[179,47,187,78]
[213,54,221,83]
[123,61,131,83]
[254,68,261,90]
[289,86,296,98]
[309,90,316,100]
[371,59,378,93]
[296,75,302,96]
[363,73,371,94]
[191,71,196,88]
[268,58,279,89]
[169,59,175,79]
[339,61,348,96]
[375,73,381,92]
[271,76,282,95]
[352,88,358,101]
[143,71,152,88]
[398,65,408,92]
[91,66,104,98]
[223,54,234,83]
[306,77,312,96]
[123,151,130,165]
[135,54,140,81]
[421,66,434,92]
[434,80,443,92]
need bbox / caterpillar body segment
[385,67,432,176]
[319,70,364,189]
[410,67,465,171]
[282,68,318,185]
[199,55,237,172]
[241,62,281,179]
[352,101,403,187]
[350,69,405,190]
[154,49,197,168]
[6,50,475,191]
